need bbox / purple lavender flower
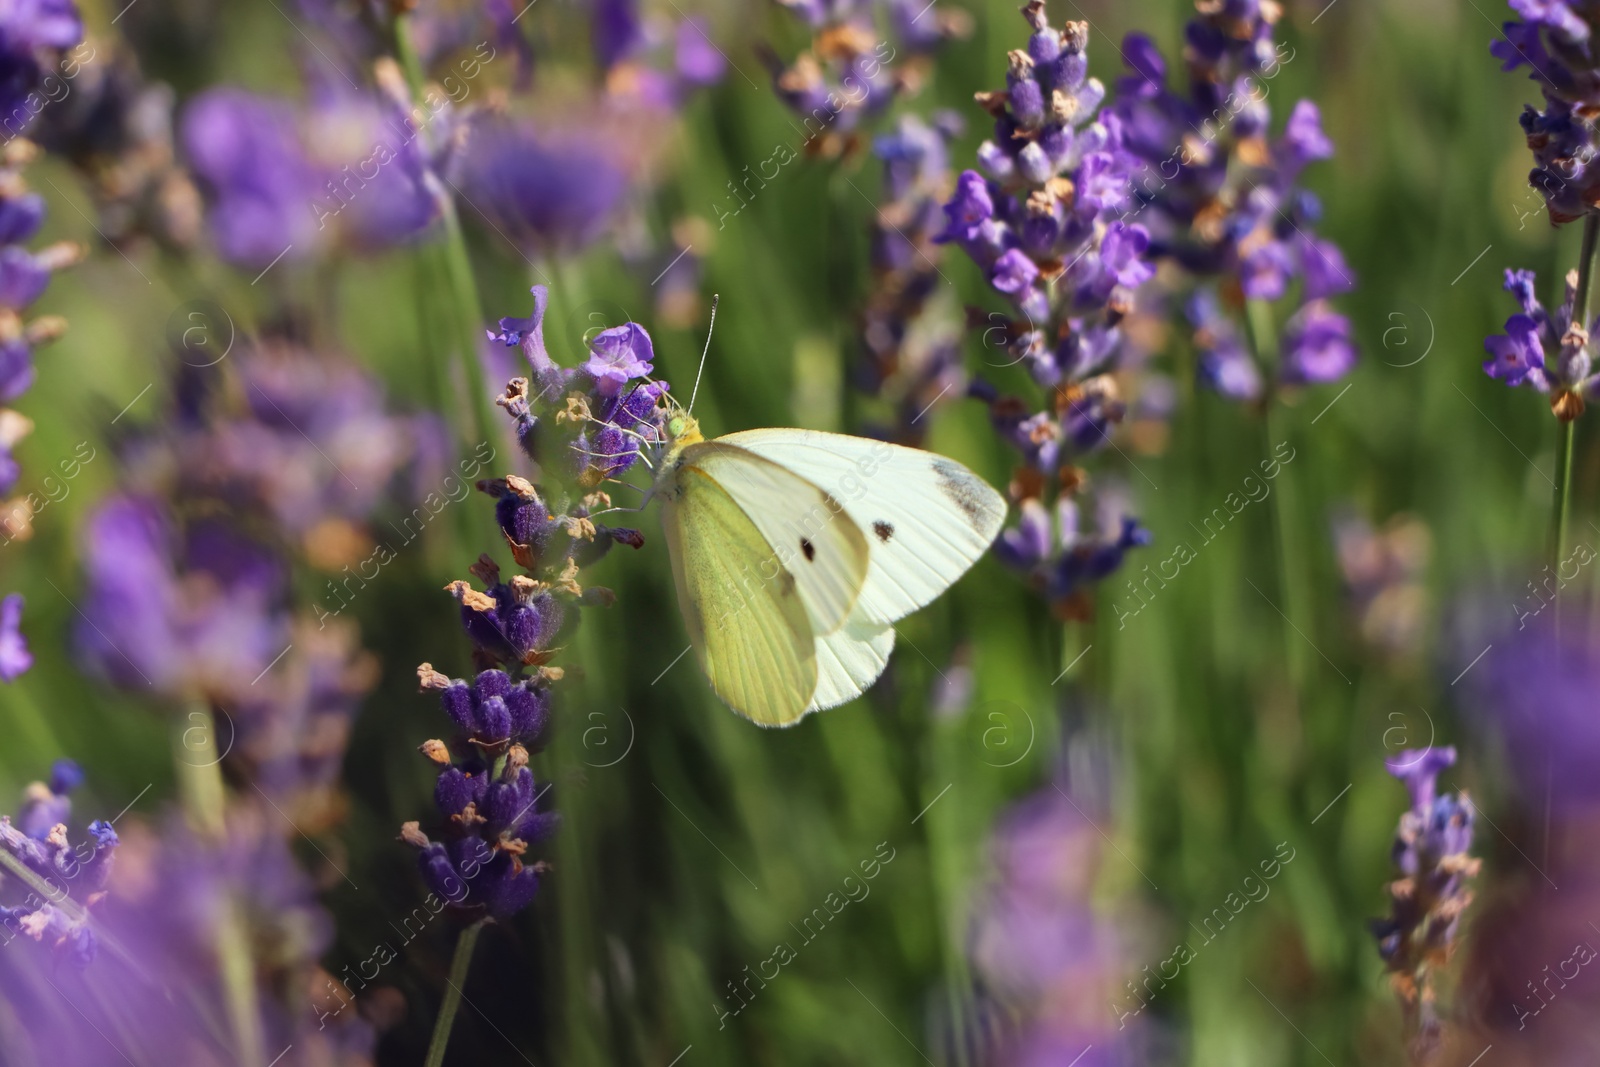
[861,112,968,441]
[0,591,30,681]
[765,0,967,159]
[2,805,375,1063]
[1110,3,1357,399]
[1494,1,1600,224]
[1372,746,1479,1060]
[1189,290,1263,400]
[457,114,629,253]
[1329,508,1431,660]
[15,759,82,838]
[585,323,655,396]
[78,341,428,820]
[401,290,665,924]
[932,3,1153,616]
[0,763,117,967]
[183,84,441,267]
[1483,266,1598,419]
[30,44,205,251]
[1468,607,1600,811]
[0,142,79,417]
[77,493,289,697]
[0,0,82,124]
[151,340,431,541]
[491,286,671,490]
[1282,299,1358,384]
[969,787,1144,1065]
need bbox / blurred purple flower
[970,787,1144,1065]
[182,85,441,267]
[1469,609,1600,811]
[1189,290,1264,400]
[15,758,81,838]
[860,112,968,441]
[676,18,726,85]
[0,591,31,681]
[1372,746,1479,1060]
[1330,508,1430,660]
[458,115,629,253]
[2,805,375,1063]
[1282,300,1357,384]
[0,0,82,121]
[77,493,288,698]
[1110,5,1357,399]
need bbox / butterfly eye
[668,415,686,437]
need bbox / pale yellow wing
[660,463,818,727]
[682,440,870,635]
[716,429,1005,626]
[810,618,895,712]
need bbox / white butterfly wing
[659,463,818,727]
[810,619,895,712]
[678,441,870,635]
[717,428,1006,626]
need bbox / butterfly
[651,406,1005,727]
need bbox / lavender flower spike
[937,2,1153,617]
[0,763,118,967]
[1372,746,1479,1061]
[1483,267,1600,420]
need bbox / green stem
[1246,299,1311,690]
[393,14,501,454]
[1553,419,1576,572]
[174,704,264,1067]
[1552,215,1598,581]
[423,918,490,1067]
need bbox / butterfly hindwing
[677,441,871,636]
[716,428,1006,626]
[810,618,895,712]
[660,464,817,727]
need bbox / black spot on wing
[932,458,995,532]
[800,538,816,561]
[873,521,894,543]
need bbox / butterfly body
[653,410,1005,727]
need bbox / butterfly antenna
[687,293,719,416]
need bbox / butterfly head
[662,406,704,451]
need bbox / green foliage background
[0,0,1575,1064]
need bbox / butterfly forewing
[660,465,817,727]
[716,429,1006,626]
[678,441,871,636]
